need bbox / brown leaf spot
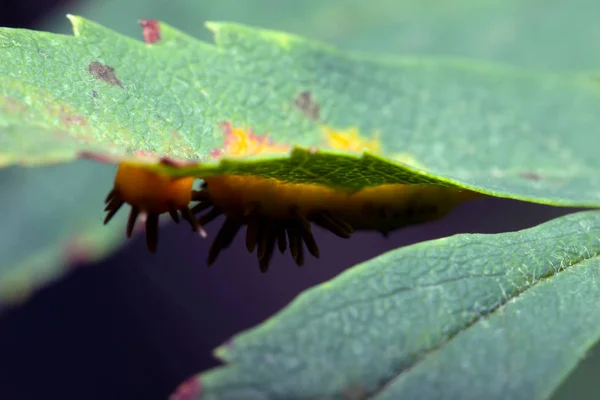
[138,19,161,44]
[294,90,320,120]
[88,61,124,88]
[169,376,202,400]
[518,172,542,181]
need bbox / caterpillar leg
[193,203,325,272]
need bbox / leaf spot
[88,61,124,88]
[518,172,543,181]
[294,90,320,120]
[138,19,161,44]
[322,125,381,154]
[210,121,290,159]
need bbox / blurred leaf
[331,0,600,71]
[1,17,600,207]
[41,0,600,71]
[0,160,125,309]
[192,210,600,400]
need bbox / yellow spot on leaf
[322,125,381,154]
[212,122,290,158]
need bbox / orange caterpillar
[104,161,478,271]
[103,161,207,253]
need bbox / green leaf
[0,160,126,309]
[328,0,600,71]
[193,210,600,400]
[1,16,600,207]
[41,0,600,71]
[2,0,416,310]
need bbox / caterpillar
[103,161,478,272]
[103,160,207,253]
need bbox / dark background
[0,2,598,400]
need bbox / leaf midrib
[367,250,600,399]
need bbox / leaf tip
[204,21,225,46]
[203,21,220,33]
[169,376,202,400]
[212,337,235,361]
[212,344,229,362]
[66,14,84,37]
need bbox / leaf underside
[0,160,126,308]
[194,210,600,400]
[0,16,599,207]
